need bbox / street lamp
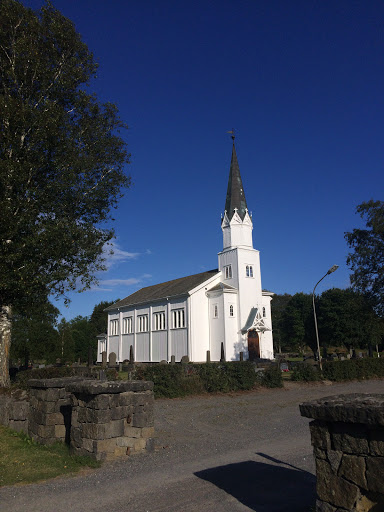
[313,265,339,370]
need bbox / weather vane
[227,128,235,141]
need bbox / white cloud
[102,241,152,269]
[101,278,141,286]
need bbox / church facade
[97,142,274,363]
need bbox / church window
[224,265,232,279]
[246,265,253,278]
[172,308,185,329]
[110,319,119,336]
[213,304,218,318]
[263,307,266,318]
[250,266,253,277]
[153,311,166,330]
[122,317,133,334]
[229,305,234,317]
[137,314,148,333]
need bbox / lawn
[0,426,100,487]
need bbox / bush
[257,364,283,388]
[322,358,384,382]
[291,363,320,382]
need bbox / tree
[10,300,60,366]
[0,1,131,386]
[317,288,383,351]
[282,293,315,354]
[270,294,292,354]
[345,200,384,316]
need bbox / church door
[248,329,260,360]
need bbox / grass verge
[0,425,100,487]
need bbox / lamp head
[327,264,339,275]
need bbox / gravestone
[109,352,117,367]
[206,350,211,363]
[101,351,107,367]
[181,355,189,364]
[170,355,175,365]
[239,351,244,362]
[129,345,134,364]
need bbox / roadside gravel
[1,379,383,512]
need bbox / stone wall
[0,378,155,461]
[0,390,29,433]
[300,393,384,512]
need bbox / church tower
[216,137,274,361]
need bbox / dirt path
[1,379,383,512]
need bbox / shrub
[322,358,384,382]
[257,364,283,388]
[291,363,320,382]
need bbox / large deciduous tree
[345,200,384,316]
[0,1,131,386]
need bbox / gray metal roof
[224,143,248,220]
[105,269,219,311]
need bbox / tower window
[246,265,253,278]
[224,265,232,279]
[263,307,266,318]
[213,304,218,318]
[229,305,234,317]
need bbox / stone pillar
[66,380,155,461]
[300,394,384,511]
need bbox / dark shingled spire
[224,142,248,220]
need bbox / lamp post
[313,265,339,371]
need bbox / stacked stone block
[300,393,384,512]
[66,380,154,461]
[28,378,83,445]
[0,391,29,434]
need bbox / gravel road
[1,379,384,512]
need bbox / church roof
[105,269,219,310]
[224,142,248,220]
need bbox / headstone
[129,345,135,364]
[280,362,289,372]
[159,360,167,365]
[99,369,106,381]
[239,352,244,362]
[119,362,123,372]
[109,352,117,367]
[171,355,176,365]
[88,346,93,367]
[206,350,211,363]
[101,351,107,367]
[181,355,189,364]
[358,352,363,358]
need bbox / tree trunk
[0,306,12,387]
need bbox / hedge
[322,358,384,382]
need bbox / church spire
[224,140,248,221]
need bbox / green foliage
[345,200,384,316]
[271,293,292,354]
[256,364,283,388]
[134,362,259,398]
[0,425,100,486]
[281,293,315,354]
[317,288,382,350]
[291,363,320,382]
[322,358,384,382]
[11,300,61,364]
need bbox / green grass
[0,426,100,487]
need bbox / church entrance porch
[247,329,260,360]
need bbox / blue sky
[24,0,384,320]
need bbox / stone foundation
[0,390,29,433]
[300,394,384,512]
[66,380,154,460]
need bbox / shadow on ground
[195,454,316,512]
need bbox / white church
[97,140,274,363]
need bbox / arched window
[229,305,234,317]
[250,266,253,278]
[246,265,250,277]
[262,307,266,318]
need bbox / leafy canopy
[0,0,131,311]
[345,201,384,316]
